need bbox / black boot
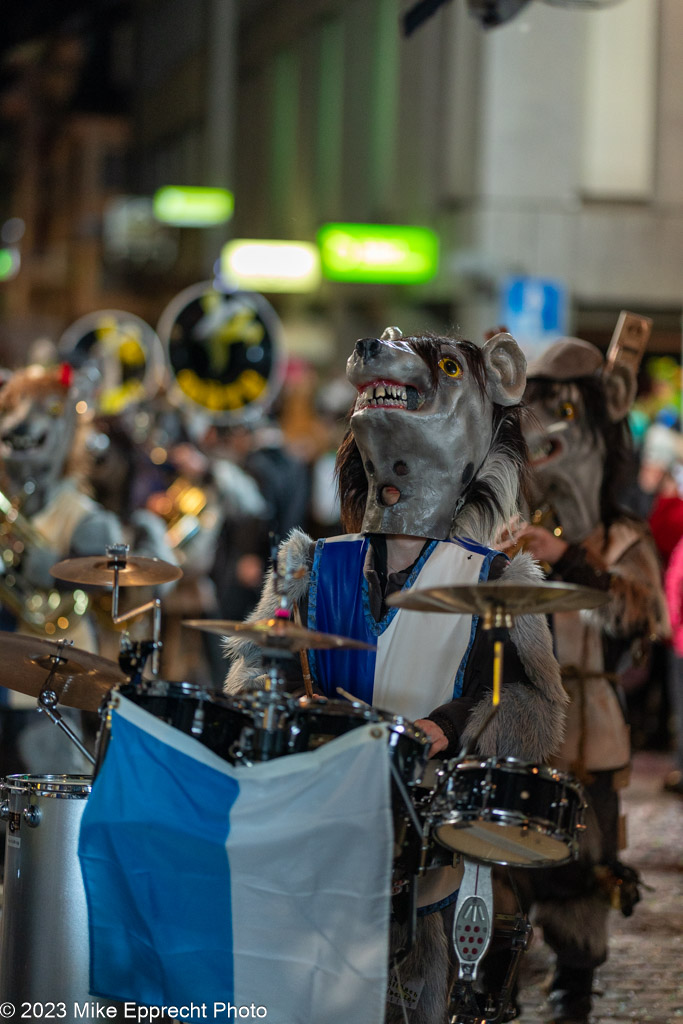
[547,964,594,1024]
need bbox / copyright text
[1,1003,267,1020]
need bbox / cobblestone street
[514,752,683,1024]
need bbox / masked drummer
[223,328,568,1023]
[492,337,668,1024]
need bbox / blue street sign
[501,276,569,360]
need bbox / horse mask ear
[482,332,527,406]
[603,362,637,423]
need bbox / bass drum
[0,775,123,1013]
[429,757,586,867]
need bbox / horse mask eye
[439,357,461,379]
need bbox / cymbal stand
[230,643,295,765]
[36,638,96,766]
[449,599,530,1023]
[106,543,162,679]
[233,542,297,763]
[482,599,511,710]
[252,646,295,761]
[262,540,308,755]
[387,761,429,971]
[455,599,511,761]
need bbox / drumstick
[336,687,370,707]
[292,603,314,700]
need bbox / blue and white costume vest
[307,535,500,721]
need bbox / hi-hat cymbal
[0,634,126,711]
[51,555,183,587]
[386,581,610,616]
[183,617,376,652]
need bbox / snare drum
[429,757,585,866]
[287,698,377,750]
[288,699,430,781]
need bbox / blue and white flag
[78,695,393,1023]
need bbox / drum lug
[0,800,8,821]
[23,804,42,828]
[190,705,205,737]
[286,721,302,752]
[418,830,434,876]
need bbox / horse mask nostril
[355,338,381,361]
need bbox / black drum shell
[430,756,586,867]
[95,680,252,773]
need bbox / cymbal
[51,555,183,587]
[0,634,125,711]
[386,581,610,616]
[183,617,376,652]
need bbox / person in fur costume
[224,327,567,1024]
[502,337,669,1024]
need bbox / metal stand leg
[38,698,96,766]
[36,642,96,765]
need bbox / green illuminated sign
[153,186,234,227]
[221,239,321,292]
[317,223,439,283]
[0,247,19,281]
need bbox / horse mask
[346,327,526,539]
[0,365,90,517]
[523,337,637,543]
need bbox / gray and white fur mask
[0,366,97,517]
[346,327,527,539]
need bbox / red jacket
[648,493,683,569]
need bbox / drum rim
[293,703,377,721]
[379,713,430,746]
[435,845,575,868]
[433,813,577,866]
[2,773,92,797]
[448,756,584,788]
[434,806,576,838]
[118,679,213,699]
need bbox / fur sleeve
[223,528,314,694]
[596,527,670,642]
[461,551,568,763]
